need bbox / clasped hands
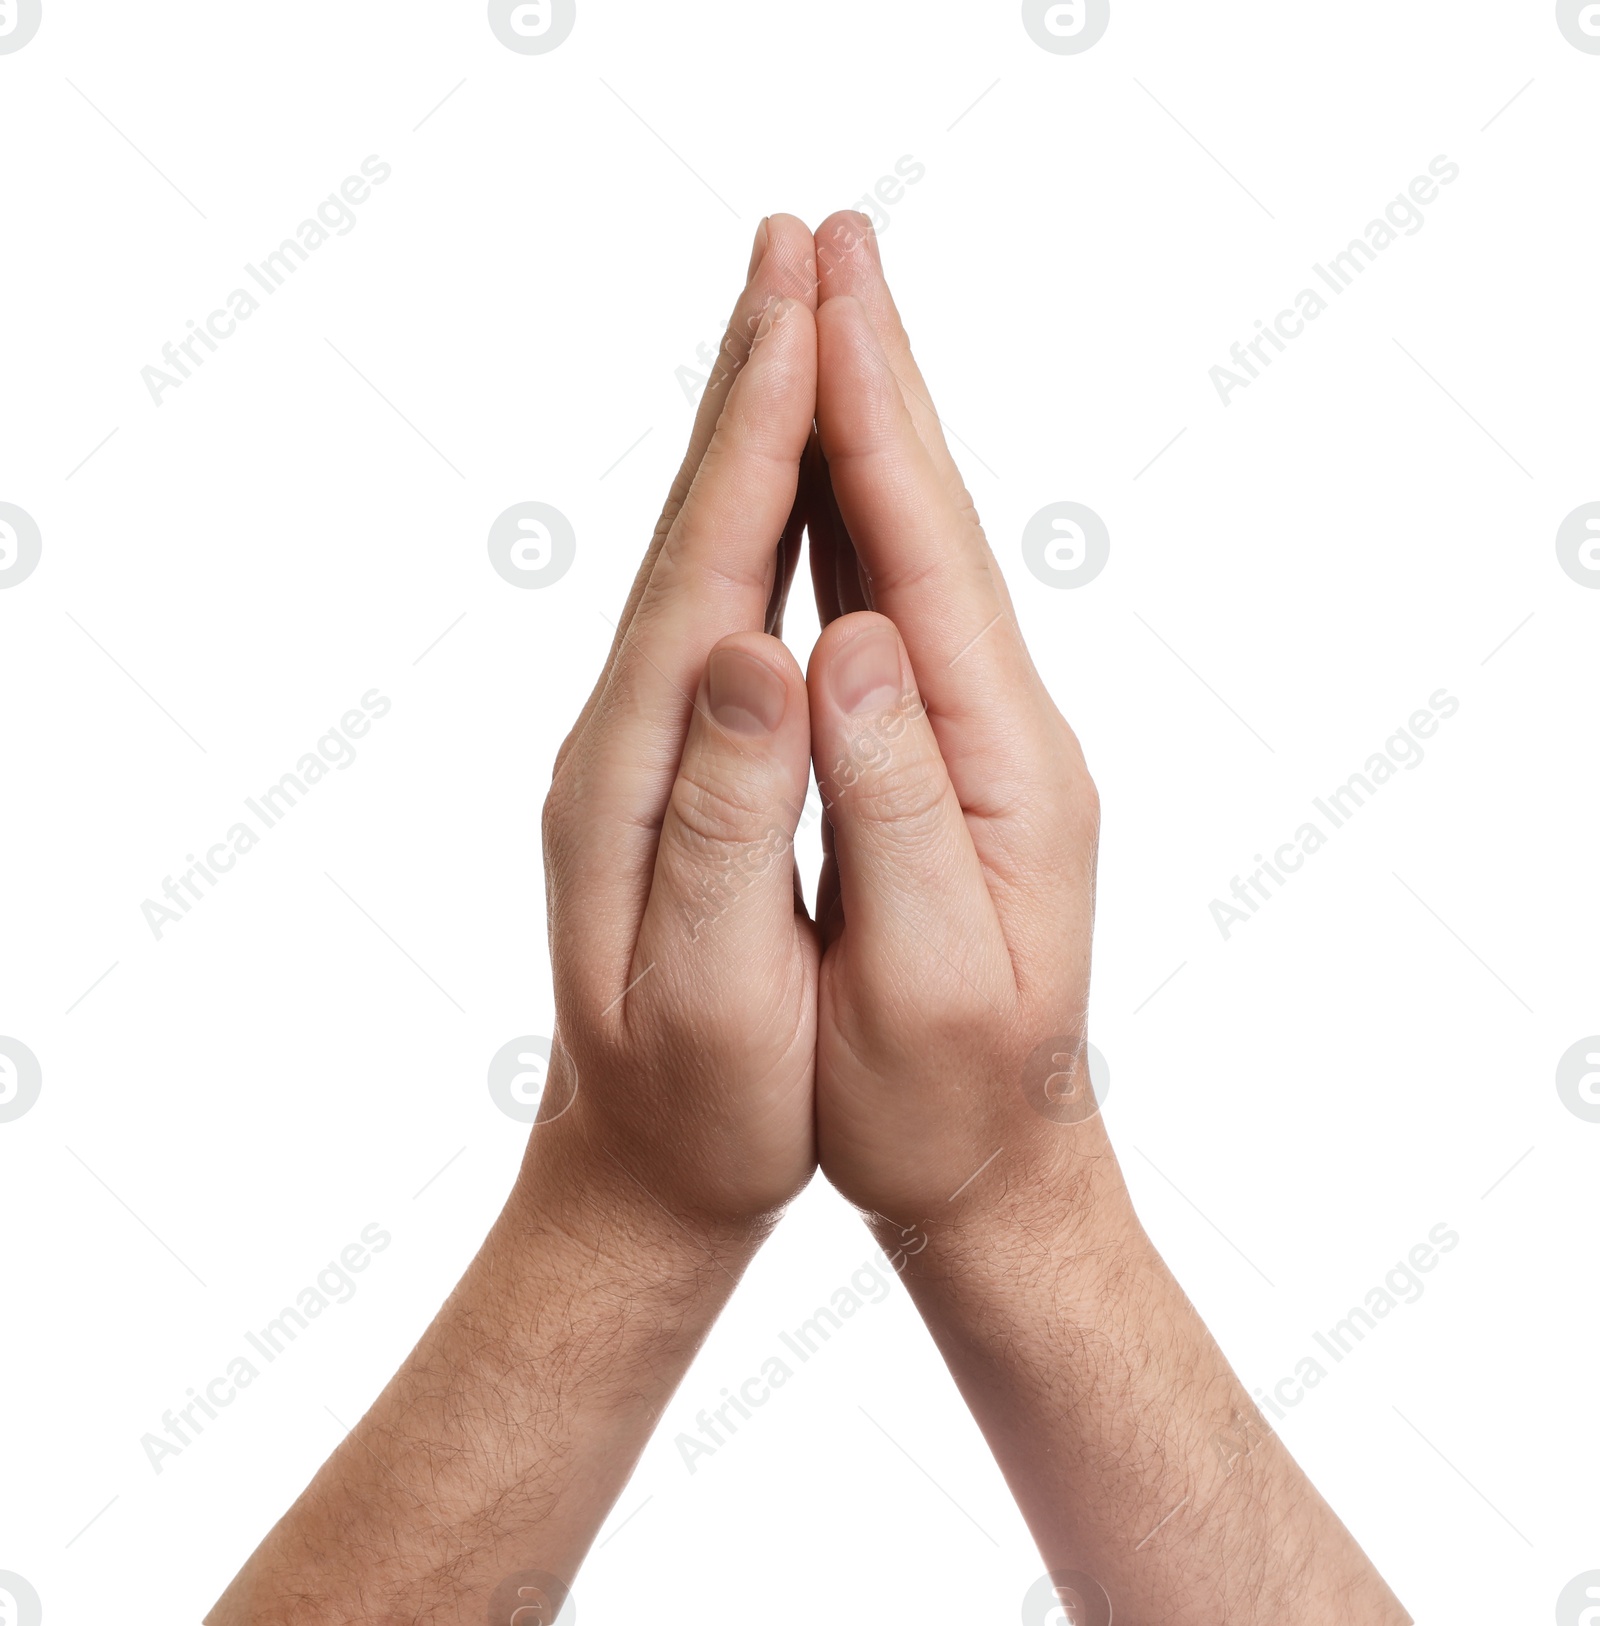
[535,209,1105,1257]
[209,210,1409,1626]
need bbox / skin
[802,211,1410,1622]
[207,213,1410,1626]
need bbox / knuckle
[833,737,948,832]
[550,725,581,784]
[540,783,565,849]
[1056,724,1100,832]
[541,769,581,859]
[668,757,779,857]
[951,481,983,532]
[652,501,682,547]
[1078,767,1101,833]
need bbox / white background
[1,3,1596,1621]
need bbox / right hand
[802,212,1111,1238]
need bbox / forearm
[207,215,825,1626]
[208,1131,758,1625]
[876,1142,1409,1625]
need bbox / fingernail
[708,648,786,735]
[747,216,770,281]
[831,625,902,716]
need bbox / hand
[803,211,1106,1237]
[799,213,1407,1625]
[211,211,1408,1626]
[206,216,827,1624]
[532,213,823,1235]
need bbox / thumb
[807,612,999,967]
[635,633,812,971]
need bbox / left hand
[530,213,824,1234]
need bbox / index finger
[558,213,818,774]
[814,209,967,507]
[814,295,1034,741]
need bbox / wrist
[206,1117,762,1625]
[502,1114,767,1371]
[513,1034,806,1248]
[859,1115,1133,1265]
[862,1130,1147,1321]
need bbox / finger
[615,213,817,633]
[798,431,856,952]
[764,482,807,638]
[814,209,965,503]
[633,633,813,1008]
[558,213,819,773]
[555,297,818,996]
[813,812,843,953]
[815,295,1052,821]
[803,432,843,626]
[600,297,817,747]
[813,216,1022,631]
[807,612,1005,979]
[824,456,873,619]
[803,432,871,628]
